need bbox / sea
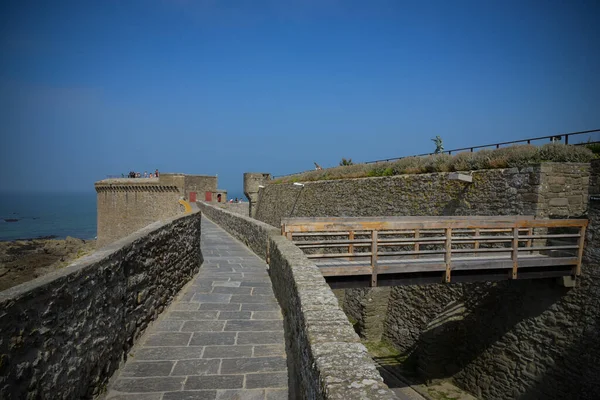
[0,192,97,241]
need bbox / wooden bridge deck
[281,216,588,288]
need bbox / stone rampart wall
[197,201,397,399]
[537,162,589,217]
[253,162,596,399]
[0,212,202,399]
[256,163,589,227]
[409,164,599,399]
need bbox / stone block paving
[106,218,288,400]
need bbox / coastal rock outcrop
[0,237,96,291]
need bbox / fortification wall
[536,162,590,217]
[411,161,599,399]
[197,201,397,399]
[96,184,181,248]
[96,173,219,248]
[244,172,271,218]
[183,175,217,200]
[255,163,589,226]
[0,211,202,399]
[158,174,186,189]
[253,162,596,399]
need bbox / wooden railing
[281,216,588,286]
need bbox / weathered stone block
[220,356,287,374]
[185,374,244,390]
[549,198,569,206]
[162,391,217,400]
[548,176,567,185]
[237,331,285,345]
[568,195,583,205]
[112,377,185,392]
[144,332,192,346]
[121,361,175,377]
[246,372,288,389]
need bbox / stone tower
[243,172,271,218]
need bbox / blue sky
[1,0,599,196]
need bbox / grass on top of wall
[272,144,595,184]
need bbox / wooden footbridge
[281,216,588,288]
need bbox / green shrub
[584,143,600,155]
[423,154,453,173]
[367,168,385,177]
[450,151,476,171]
[538,143,594,162]
[392,156,424,174]
[502,145,541,167]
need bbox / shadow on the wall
[441,185,470,216]
[517,270,600,400]
[414,279,569,381]
[517,318,600,399]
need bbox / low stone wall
[199,202,274,260]
[214,202,250,217]
[197,202,397,399]
[0,212,202,399]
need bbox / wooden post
[371,230,378,287]
[511,227,519,279]
[526,228,533,253]
[286,232,293,241]
[575,225,587,276]
[444,228,452,283]
[414,229,420,259]
[474,228,480,250]
[348,230,354,261]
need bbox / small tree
[339,158,354,166]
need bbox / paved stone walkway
[106,218,288,400]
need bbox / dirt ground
[0,237,96,291]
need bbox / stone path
[106,217,288,400]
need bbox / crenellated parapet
[95,184,180,193]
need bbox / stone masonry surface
[255,163,589,226]
[253,162,597,400]
[96,186,181,248]
[197,201,398,399]
[0,212,202,399]
[105,217,288,400]
[96,174,219,248]
[217,202,250,217]
[412,162,599,399]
